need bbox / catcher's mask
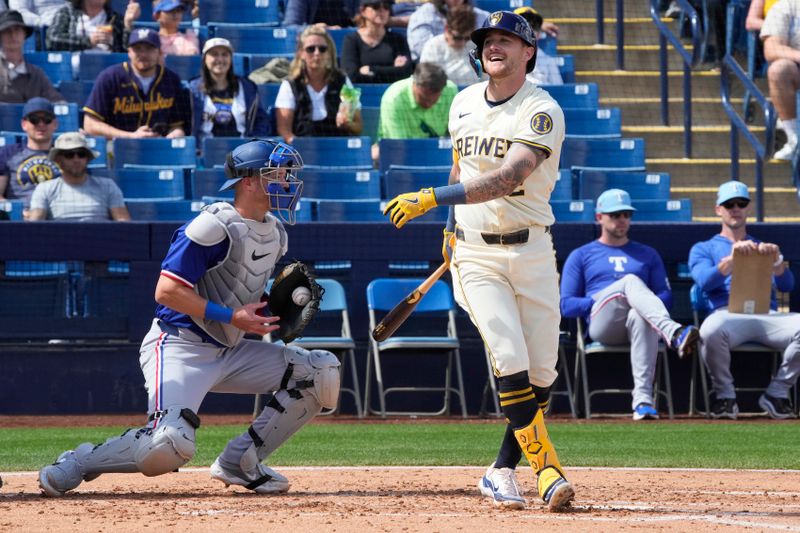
[220,139,305,225]
[468,10,537,77]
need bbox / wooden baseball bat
[371,261,450,342]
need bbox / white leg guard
[284,347,341,409]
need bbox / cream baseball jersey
[449,80,565,232]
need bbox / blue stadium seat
[0,104,77,133]
[315,199,387,221]
[57,80,95,107]
[551,169,574,201]
[0,132,20,147]
[52,103,80,132]
[114,168,190,199]
[550,199,595,222]
[202,195,313,222]
[560,138,646,172]
[538,33,557,57]
[201,137,248,168]
[212,26,300,55]
[125,199,204,221]
[293,137,372,168]
[300,169,381,200]
[0,261,70,324]
[541,83,599,109]
[192,168,231,199]
[257,83,282,109]
[474,0,532,12]
[378,138,453,173]
[200,0,281,25]
[361,106,380,142]
[0,199,24,220]
[25,28,41,52]
[576,170,671,201]
[383,167,450,199]
[25,52,73,83]
[0,105,23,132]
[631,199,692,222]
[327,28,358,56]
[355,84,390,107]
[557,54,575,83]
[164,54,202,81]
[81,135,108,169]
[564,108,622,139]
[77,52,129,81]
[112,137,197,169]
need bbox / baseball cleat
[477,463,526,509]
[210,457,289,494]
[539,467,574,512]
[632,403,659,421]
[672,325,700,359]
[39,449,85,497]
[759,394,798,420]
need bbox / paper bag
[728,250,773,314]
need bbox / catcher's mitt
[268,261,323,343]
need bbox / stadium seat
[326,28,358,55]
[112,137,197,169]
[378,138,453,173]
[113,168,190,199]
[355,84,390,107]
[564,108,622,139]
[257,83,282,109]
[25,27,41,52]
[315,199,386,221]
[550,199,595,222]
[25,52,73,83]
[361,106,380,142]
[164,54,201,81]
[57,80,95,107]
[551,169,574,201]
[538,33,557,57]
[1,103,86,135]
[560,138,646,172]
[0,133,19,147]
[576,170,671,201]
[630,199,692,222]
[52,103,80,132]
[77,52,128,81]
[78,135,108,170]
[383,167,450,199]
[292,136,373,168]
[0,261,71,338]
[199,0,282,25]
[300,169,381,200]
[541,83,599,109]
[192,168,230,199]
[125,198,204,221]
[365,278,467,417]
[212,26,300,55]
[201,137,248,168]
[557,54,575,83]
[0,199,23,220]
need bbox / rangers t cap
[596,188,636,214]
[716,180,750,205]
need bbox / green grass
[2,421,798,471]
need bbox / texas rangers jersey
[449,79,565,232]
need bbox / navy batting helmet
[220,139,305,224]
[469,10,537,77]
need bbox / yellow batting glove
[383,187,438,228]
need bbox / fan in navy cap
[82,27,191,139]
[153,0,200,56]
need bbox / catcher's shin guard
[513,409,575,511]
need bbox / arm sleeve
[688,241,728,291]
[560,249,594,318]
[647,250,673,311]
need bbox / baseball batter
[384,11,574,511]
[38,140,340,497]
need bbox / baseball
[292,286,312,306]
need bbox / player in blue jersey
[38,140,341,497]
[560,189,699,420]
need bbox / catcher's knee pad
[284,346,341,409]
[136,408,200,477]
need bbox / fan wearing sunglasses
[275,25,363,145]
[0,97,63,219]
[689,180,800,420]
[419,5,480,86]
[28,131,130,221]
[561,188,700,421]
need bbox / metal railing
[648,0,703,158]
[720,55,776,221]
[595,0,625,70]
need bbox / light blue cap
[716,180,750,205]
[595,188,636,214]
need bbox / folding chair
[574,320,674,418]
[365,278,467,418]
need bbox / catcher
[39,139,334,497]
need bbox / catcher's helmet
[220,139,305,225]
[469,10,537,77]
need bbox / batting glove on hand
[384,188,438,228]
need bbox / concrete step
[645,158,794,189]
[550,18,677,46]
[576,70,725,99]
[666,188,799,221]
[624,126,769,159]
[603,97,756,126]
[535,0,653,19]
[560,44,692,71]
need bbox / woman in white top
[275,25,362,145]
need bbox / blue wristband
[205,301,233,324]
[433,183,466,206]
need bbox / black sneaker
[671,325,700,359]
[710,398,739,420]
[758,394,798,420]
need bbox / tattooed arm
[463,143,547,204]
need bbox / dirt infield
[2,466,799,531]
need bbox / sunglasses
[608,211,633,219]
[450,32,470,42]
[721,200,749,210]
[60,150,90,159]
[304,44,329,54]
[26,114,54,125]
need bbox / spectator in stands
[29,131,130,221]
[560,189,700,420]
[406,0,487,61]
[419,5,479,86]
[760,0,800,160]
[275,25,362,144]
[283,0,359,28]
[515,7,563,86]
[153,0,198,57]
[0,97,62,218]
[0,10,63,102]
[10,0,67,27]
[83,28,190,139]
[341,0,414,83]
[189,38,270,143]
[46,0,139,53]
[689,180,800,420]
[689,0,727,66]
